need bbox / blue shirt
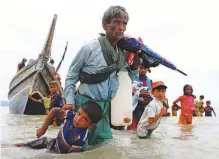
[55,110,88,153]
[204,106,214,117]
[64,39,138,104]
[50,92,64,110]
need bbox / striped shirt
[54,110,88,153]
[50,92,64,110]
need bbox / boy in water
[29,81,64,111]
[48,81,64,111]
[14,101,103,153]
[29,81,64,126]
[204,101,216,117]
[137,81,168,139]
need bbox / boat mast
[40,14,57,61]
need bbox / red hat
[152,81,167,89]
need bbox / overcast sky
[0,0,219,107]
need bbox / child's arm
[29,95,41,103]
[148,107,167,124]
[62,104,75,111]
[173,96,182,105]
[36,107,62,138]
[212,108,217,117]
[172,96,182,109]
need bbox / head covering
[152,81,167,89]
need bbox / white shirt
[137,97,163,137]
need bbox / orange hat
[152,81,167,89]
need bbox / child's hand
[62,104,75,111]
[36,127,47,138]
[132,87,137,94]
[172,104,181,111]
[140,90,151,98]
[162,100,169,109]
[161,107,167,115]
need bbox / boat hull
[9,87,30,114]
[8,59,60,115]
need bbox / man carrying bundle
[63,6,141,151]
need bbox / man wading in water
[63,6,140,151]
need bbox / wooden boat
[8,14,64,115]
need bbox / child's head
[183,84,193,96]
[172,105,180,111]
[199,95,204,100]
[50,59,54,65]
[22,58,27,62]
[206,100,211,106]
[139,63,150,76]
[151,81,167,101]
[73,101,103,129]
[49,81,58,94]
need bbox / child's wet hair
[200,95,204,100]
[206,100,211,104]
[81,101,103,124]
[183,84,193,95]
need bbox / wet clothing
[63,37,138,150]
[204,106,215,117]
[174,95,194,115]
[22,110,88,153]
[48,92,65,126]
[22,137,56,151]
[55,110,88,153]
[173,95,194,124]
[137,97,163,138]
[50,92,64,110]
[75,93,111,151]
[134,107,145,121]
[178,113,193,125]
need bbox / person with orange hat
[137,81,168,139]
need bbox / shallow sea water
[1,107,219,159]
